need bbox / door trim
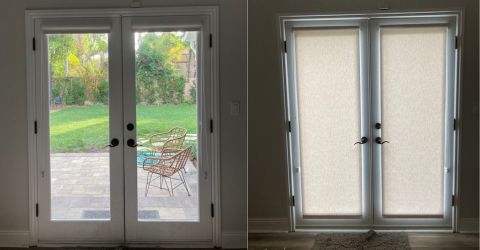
[279,10,463,231]
[25,6,220,246]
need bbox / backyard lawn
[50,104,196,153]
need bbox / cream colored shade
[381,27,446,216]
[294,28,362,216]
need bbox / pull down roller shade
[380,26,447,217]
[40,18,113,33]
[294,28,362,217]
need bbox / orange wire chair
[142,146,192,197]
[148,127,187,154]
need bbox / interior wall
[248,0,479,231]
[0,0,247,242]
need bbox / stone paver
[50,153,198,221]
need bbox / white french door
[283,13,458,229]
[122,16,214,243]
[284,18,372,228]
[370,17,457,228]
[31,9,216,244]
[35,17,125,242]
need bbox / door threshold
[294,228,453,233]
[37,241,215,248]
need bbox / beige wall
[248,0,478,231]
[0,0,247,242]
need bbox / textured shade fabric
[381,27,446,216]
[294,28,362,216]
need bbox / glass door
[284,19,372,228]
[371,16,457,228]
[122,16,214,242]
[35,17,124,242]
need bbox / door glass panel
[48,33,111,220]
[294,28,362,216]
[135,31,199,221]
[381,27,446,216]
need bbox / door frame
[25,6,220,246]
[279,10,463,232]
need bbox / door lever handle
[375,137,390,144]
[354,136,368,145]
[127,139,138,147]
[104,138,119,148]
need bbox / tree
[48,34,108,104]
[135,33,187,104]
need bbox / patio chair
[143,146,192,197]
[148,127,188,154]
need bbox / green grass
[50,104,196,153]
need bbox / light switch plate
[230,101,240,116]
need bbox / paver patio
[50,152,198,221]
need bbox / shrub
[54,77,87,106]
[189,80,197,104]
[66,78,87,105]
[93,80,108,104]
[135,33,188,105]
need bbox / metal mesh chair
[148,127,187,154]
[142,146,192,197]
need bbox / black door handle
[127,139,137,147]
[105,138,119,148]
[354,136,368,145]
[375,137,390,144]
[126,123,135,131]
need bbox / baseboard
[459,218,479,233]
[221,231,247,249]
[248,217,290,233]
[0,231,30,247]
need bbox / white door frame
[25,6,220,246]
[279,10,463,231]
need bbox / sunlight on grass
[50,104,196,153]
[50,117,108,136]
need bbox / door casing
[280,11,462,231]
[25,6,220,246]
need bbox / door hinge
[455,36,458,49]
[283,40,287,53]
[211,203,214,218]
[209,34,212,48]
[34,121,37,134]
[291,196,295,206]
[32,37,36,51]
[451,195,456,206]
[453,119,457,130]
[35,203,39,217]
[287,121,292,132]
[210,119,213,133]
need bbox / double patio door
[32,11,215,244]
[283,14,458,229]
